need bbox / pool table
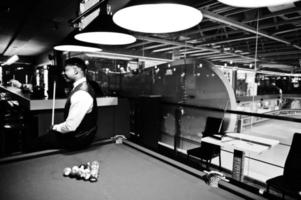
[0,139,261,200]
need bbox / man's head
[62,57,87,82]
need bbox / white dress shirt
[53,77,93,133]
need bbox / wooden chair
[266,133,301,199]
[186,117,223,169]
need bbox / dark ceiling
[0,0,77,62]
[0,0,301,72]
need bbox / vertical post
[43,65,49,98]
[0,66,2,85]
[36,69,40,86]
[232,149,245,182]
[51,80,56,126]
[174,107,183,152]
[25,74,28,84]
[237,115,242,133]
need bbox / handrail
[160,132,284,169]
[162,100,301,123]
[241,109,301,128]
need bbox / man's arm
[9,79,22,88]
[53,90,93,133]
[9,79,33,92]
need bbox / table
[201,133,279,181]
[0,139,262,200]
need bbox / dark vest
[64,80,97,140]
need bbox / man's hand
[52,124,63,134]
[22,84,33,93]
[9,79,22,88]
[46,125,54,134]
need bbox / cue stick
[51,80,56,126]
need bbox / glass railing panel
[239,117,300,182]
[158,103,300,184]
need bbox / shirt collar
[73,77,87,89]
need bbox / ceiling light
[75,5,136,45]
[113,1,203,33]
[75,32,136,45]
[1,55,19,66]
[217,0,298,8]
[53,45,102,52]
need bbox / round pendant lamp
[75,6,136,45]
[112,1,203,33]
[53,45,102,52]
[75,31,136,45]
[53,33,103,52]
[217,0,298,8]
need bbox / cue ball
[63,167,72,176]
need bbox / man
[30,57,98,151]
[53,57,98,149]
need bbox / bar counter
[0,85,118,110]
[0,85,129,149]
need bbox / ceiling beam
[181,25,225,37]
[201,9,301,50]
[259,50,301,57]
[259,18,301,29]
[125,41,152,49]
[266,55,301,60]
[135,35,214,51]
[206,54,241,59]
[142,43,169,50]
[274,27,301,35]
[185,18,300,45]
[242,7,301,24]
[189,51,220,57]
[224,8,254,17]
[152,46,182,53]
[135,35,257,61]
[200,35,257,46]
[213,58,255,62]
[84,47,173,62]
[179,49,208,54]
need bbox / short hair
[65,57,87,71]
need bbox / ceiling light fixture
[75,4,136,45]
[1,55,19,66]
[113,1,203,33]
[217,0,298,8]
[53,45,102,52]
[75,31,136,45]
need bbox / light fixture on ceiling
[75,4,136,45]
[217,0,298,8]
[112,0,203,33]
[54,30,103,52]
[53,45,102,52]
[75,31,136,45]
[0,55,19,66]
